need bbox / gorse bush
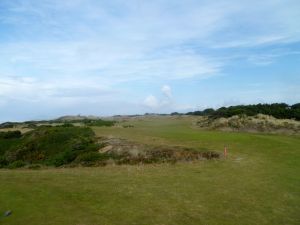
[0,156,8,168]
[0,126,101,168]
[58,123,74,127]
[0,130,22,139]
[75,152,103,166]
[52,150,78,167]
[83,119,116,127]
[8,160,26,169]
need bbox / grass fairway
[1,117,299,225]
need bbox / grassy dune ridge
[0,116,299,225]
[196,114,300,134]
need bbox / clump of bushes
[0,156,8,168]
[26,164,42,169]
[0,126,103,168]
[186,103,300,120]
[0,130,22,139]
[51,150,78,167]
[8,160,26,169]
[83,119,116,127]
[123,125,134,128]
[75,152,103,166]
[0,122,15,129]
[57,123,74,127]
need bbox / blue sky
[0,0,299,121]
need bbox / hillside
[196,114,300,134]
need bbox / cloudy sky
[0,0,299,121]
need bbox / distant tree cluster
[185,103,300,120]
[82,119,116,127]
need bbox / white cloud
[161,85,172,99]
[143,85,174,110]
[211,35,289,49]
[0,41,220,82]
[1,0,299,83]
[143,95,159,109]
[0,0,299,120]
[0,75,117,102]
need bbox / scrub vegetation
[185,103,300,120]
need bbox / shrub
[75,152,101,164]
[58,123,74,127]
[52,150,78,167]
[8,160,26,169]
[0,122,15,129]
[27,164,42,169]
[71,137,95,151]
[0,126,103,168]
[0,156,8,168]
[0,130,22,139]
[83,119,116,127]
[84,143,100,152]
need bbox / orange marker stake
[224,146,227,158]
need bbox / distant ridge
[184,103,300,121]
[1,103,299,124]
[56,115,102,121]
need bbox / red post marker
[224,146,227,158]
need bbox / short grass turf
[0,116,299,225]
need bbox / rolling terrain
[0,116,299,225]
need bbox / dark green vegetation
[185,103,300,120]
[82,119,116,127]
[0,130,21,139]
[0,116,299,225]
[0,122,15,129]
[0,118,116,130]
[0,127,100,168]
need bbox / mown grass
[0,116,299,225]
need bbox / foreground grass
[0,116,299,225]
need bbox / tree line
[178,103,300,120]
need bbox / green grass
[0,116,299,225]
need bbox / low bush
[0,130,22,139]
[8,160,26,169]
[0,126,101,168]
[0,156,8,168]
[83,119,116,127]
[58,123,74,127]
[0,122,15,129]
[52,150,78,167]
[76,152,101,162]
[26,164,42,169]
